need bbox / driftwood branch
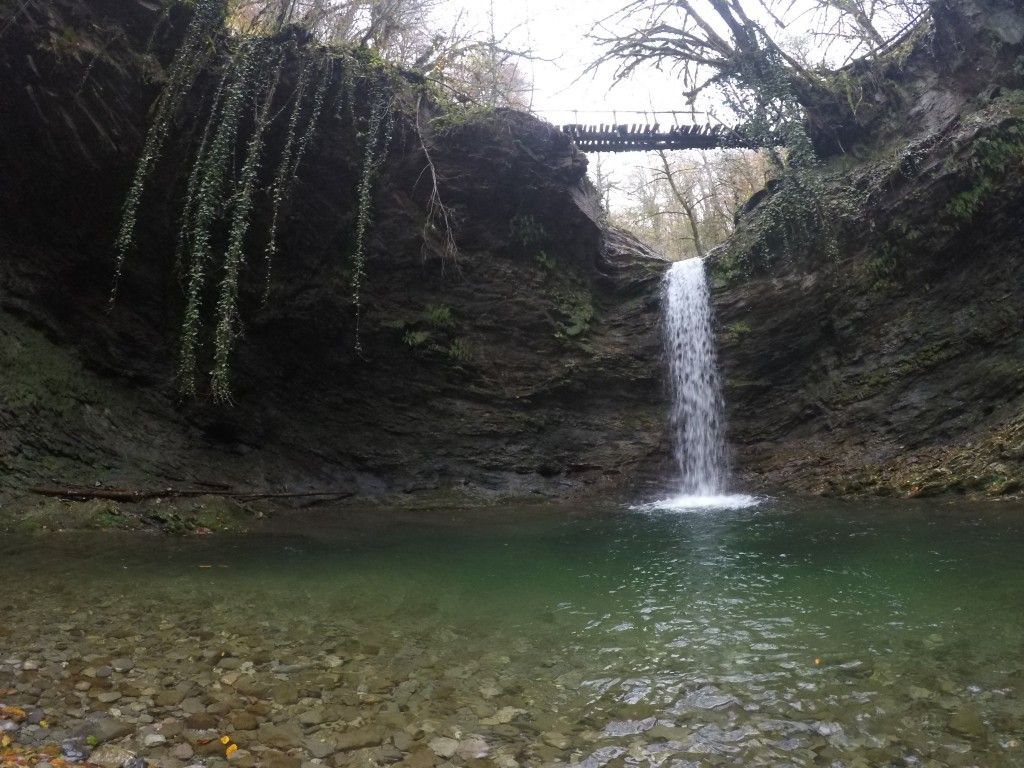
[28,485,355,503]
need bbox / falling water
[634,256,762,513]
[665,257,727,495]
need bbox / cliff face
[714,0,1024,498]
[0,0,671,510]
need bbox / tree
[227,0,446,65]
[609,149,770,261]
[591,0,930,151]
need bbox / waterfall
[664,257,728,496]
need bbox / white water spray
[644,258,757,511]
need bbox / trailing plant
[262,52,335,302]
[263,52,314,298]
[351,86,395,354]
[112,0,225,300]
[210,44,284,402]
[176,65,232,275]
[112,5,441,399]
[178,39,262,396]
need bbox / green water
[3,498,1024,766]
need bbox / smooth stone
[233,679,266,697]
[949,708,987,740]
[185,731,227,756]
[23,660,40,671]
[216,659,242,671]
[184,714,218,730]
[227,750,255,768]
[96,667,114,679]
[455,738,488,759]
[61,738,90,763]
[298,708,325,727]
[180,699,206,716]
[481,707,524,726]
[332,728,384,752]
[391,732,413,752]
[142,734,167,748]
[427,737,458,759]
[258,723,304,750]
[541,733,569,750]
[97,692,123,704]
[263,750,301,768]
[123,757,147,768]
[162,722,185,739]
[171,745,194,761]
[74,717,134,744]
[270,685,299,706]
[111,659,135,674]
[303,737,334,759]
[155,691,187,708]
[228,712,259,732]
[89,744,136,768]
[395,747,436,768]
[220,673,241,687]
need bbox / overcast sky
[435,0,701,203]
[430,0,915,207]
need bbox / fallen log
[28,485,355,503]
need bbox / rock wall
[0,0,672,506]
[713,0,1024,498]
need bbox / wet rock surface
[714,89,1024,498]
[0,0,670,517]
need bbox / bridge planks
[559,123,752,152]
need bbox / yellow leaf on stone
[1,734,11,748]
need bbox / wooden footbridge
[550,9,934,154]
[559,121,751,152]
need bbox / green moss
[424,303,455,329]
[944,122,1024,223]
[403,329,431,348]
[866,242,900,289]
[945,180,993,222]
[509,214,546,249]
[554,287,595,339]
[534,250,555,270]
[447,339,470,364]
[725,320,752,336]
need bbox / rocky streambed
[4,502,1024,768]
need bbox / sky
[430,0,921,209]
[434,0,701,206]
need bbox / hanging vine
[351,87,395,355]
[175,65,231,275]
[262,52,317,300]
[210,45,285,403]
[112,5,424,399]
[178,40,261,395]
[111,0,225,300]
